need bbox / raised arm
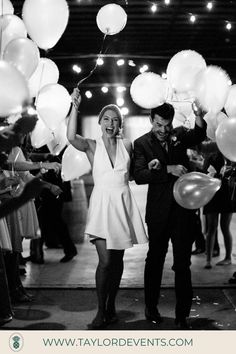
[67,88,95,153]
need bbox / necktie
[161,141,168,152]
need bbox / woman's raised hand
[71,87,81,110]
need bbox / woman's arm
[67,88,95,153]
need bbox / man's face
[151,114,173,142]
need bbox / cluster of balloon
[173,172,221,209]
[216,117,236,162]
[130,72,167,109]
[22,0,69,51]
[61,145,91,181]
[96,3,127,35]
[194,65,230,114]
[0,0,70,142]
[167,50,206,93]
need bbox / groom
[133,102,206,329]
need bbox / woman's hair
[98,104,123,128]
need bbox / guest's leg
[217,213,232,264]
[0,249,13,318]
[205,213,218,267]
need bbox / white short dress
[85,136,148,249]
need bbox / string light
[189,14,196,23]
[101,86,109,93]
[128,60,136,67]
[164,0,170,4]
[117,59,125,66]
[85,90,92,98]
[121,107,129,115]
[206,2,213,10]
[151,4,157,13]
[96,58,104,66]
[117,97,124,107]
[72,64,81,73]
[139,64,149,73]
[162,72,167,79]
[226,22,232,31]
[117,86,126,93]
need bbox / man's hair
[150,103,175,121]
[98,104,123,128]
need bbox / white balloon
[96,3,127,35]
[0,0,14,15]
[47,120,68,155]
[30,115,53,148]
[62,145,91,181]
[216,117,236,161]
[0,60,30,116]
[3,37,40,79]
[205,111,228,141]
[36,84,71,130]
[22,0,69,50]
[167,50,206,93]
[130,72,167,109]
[225,84,236,118]
[0,15,27,54]
[194,65,230,114]
[28,58,59,98]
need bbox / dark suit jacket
[133,124,206,225]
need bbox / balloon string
[77,33,107,88]
[35,61,46,107]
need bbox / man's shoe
[60,251,77,263]
[145,307,162,323]
[175,318,192,330]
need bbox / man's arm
[133,139,169,185]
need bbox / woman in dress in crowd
[67,88,148,329]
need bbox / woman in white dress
[67,88,148,329]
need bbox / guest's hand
[167,164,188,177]
[49,184,63,197]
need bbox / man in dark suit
[133,102,206,329]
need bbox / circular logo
[9,333,24,352]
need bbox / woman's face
[100,109,120,138]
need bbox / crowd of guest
[0,114,77,327]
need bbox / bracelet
[39,161,43,169]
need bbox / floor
[2,182,236,331]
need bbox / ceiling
[11,0,236,114]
